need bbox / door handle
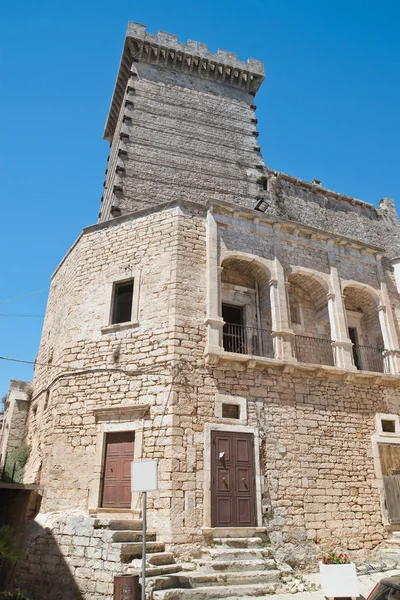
[219,452,225,460]
[222,477,229,489]
[242,477,248,489]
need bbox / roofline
[104,22,265,141]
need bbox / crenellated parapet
[104,21,265,140]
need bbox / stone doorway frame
[371,412,400,529]
[203,422,263,528]
[88,404,148,513]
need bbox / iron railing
[0,453,17,483]
[353,344,384,373]
[294,335,334,366]
[223,323,274,358]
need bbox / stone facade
[6,20,400,600]
[0,380,30,468]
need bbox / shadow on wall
[0,493,83,600]
[10,519,84,600]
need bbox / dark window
[348,327,360,370]
[290,298,301,325]
[382,420,396,433]
[222,304,243,326]
[222,404,240,419]
[222,304,246,354]
[112,280,134,324]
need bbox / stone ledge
[204,347,400,386]
[100,321,139,334]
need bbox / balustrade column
[205,209,224,356]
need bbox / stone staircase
[94,518,181,578]
[150,529,281,600]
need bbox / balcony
[223,323,274,358]
[294,334,334,367]
[353,344,384,373]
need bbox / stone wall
[0,381,31,466]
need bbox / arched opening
[220,257,273,358]
[343,285,384,372]
[287,272,334,366]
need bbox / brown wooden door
[101,432,135,508]
[211,430,257,527]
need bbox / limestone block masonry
[7,20,400,600]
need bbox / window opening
[348,327,360,370]
[222,403,240,419]
[290,297,301,325]
[382,419,396,433]
[112,280,134,324]
[222,304,246,354]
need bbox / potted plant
[319,551,360,598]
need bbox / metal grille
[0,453,17,483]
[353,345,384,373]
[222,323,274,358]
[294,335,334,366]
[222,404,240,419]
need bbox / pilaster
[271,225,296,362]
[205,209,224,354]
[376,254,400,373]
[327,243,355,370]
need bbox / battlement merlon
[104,21,265,141]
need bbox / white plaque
[131,459,158,492]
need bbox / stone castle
[2,21,400,600]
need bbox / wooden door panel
[216,498,233,524]
[236,438,251,463]
[216,437,232,463]
[217,467,231,492]
[237,498,253,525]
[102,432,135,508]
[237,467,251,492]
[212,430,256,527]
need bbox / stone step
[112,530,157,542]
[179,570,280,588]
[147,552,176,566]
[201,547,272,562]
[152,582,278,600]
[108,519,143,530]
[94,518,143,530]
[118,541,165,559]
[211,537,264,548]
[145,564,183,577]
[197,559,277,572]
[202,527,268,539]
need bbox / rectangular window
[112,280,134,324]
[222,403,240,419]
[382,419,396,433]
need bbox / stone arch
[342,282,384,372]
[220,254,273,357]
[221,251,272,281]
[287,269,333,366]
[286,270,331,338]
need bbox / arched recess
[220,255,273,358]
[287,270,334,366]
[342,283,384,372]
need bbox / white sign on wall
[131,459,158,492]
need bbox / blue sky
[0,0,399,399]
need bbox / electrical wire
[0,288,48,305]
[0,355,164,377]
[0,314,44,318]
